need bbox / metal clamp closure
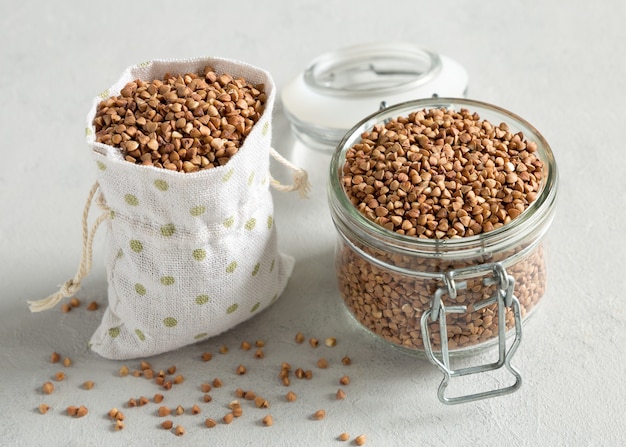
[420,262,523,404]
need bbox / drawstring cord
[269,147,311,199]
[29,148,307,313]
[28,182,109,312]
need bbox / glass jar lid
[281,42,469,150]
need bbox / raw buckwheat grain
[93,67,267,173]
[337,107,547,351]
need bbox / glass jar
[328,98,558,404]
[281,42,468,150]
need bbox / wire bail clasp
[420,262,523,404]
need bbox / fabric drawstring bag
[29,57,309,360]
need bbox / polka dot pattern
[160,224,176,237]
[195,295,210,305]
[163,317,178,328]
[130,240,143,253]
[226,262,237,273]
[88,59,294,360]
[226,303,238,314]
[190,205,206,217]
[223,216,235,228]
[160,276,175,286]
[154,179,169,191]
[192,249,206,261]
[124,194,139,206]
[221,168,234,182]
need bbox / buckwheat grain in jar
[328,98,558,404]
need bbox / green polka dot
[262,121,269,136]
[135,283,146,296]
[226,303,238,314]
[99,89,110,99]
[193,249,206,261]
[124,194,139,206]
[135,329,146,341]
[163,317,178,328]
[250,302,261,313]
[85,127,93,137]
[221,168,234,182]
[267,215,273,229]
[108,327,120,338]
[117,248,124,259]
[160,276,175,286]
[190,205,206,217]
[270,259,275,273]
[271,293,278,303]
[223,216,235,228]
[109,210,115,219]
[154,179,169,191]
[195,295,210,305]
[226,261,237,273]
[194,332,208,340]
[138,60,151,68]
[160,224,176,237]
[244,218,256,231]
[252,263,260,276]
[248,171,255,186]
[130,240,143,253]
[96,161,107,170]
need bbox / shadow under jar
[328,98,558,404]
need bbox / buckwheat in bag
[30,57,309,360]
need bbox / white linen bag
[30,58,308,360]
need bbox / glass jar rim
[281,42,468,150]
[303,42,442,97]
[328,97,559,259]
